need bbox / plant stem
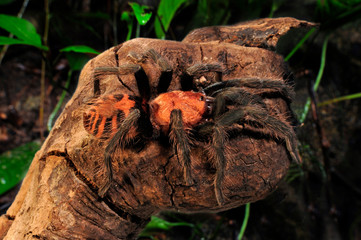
[136,22,140,38]
[39,0,50,140]
[237,203,250,240]
[300,34,329,123]
[47,70,72,131]
[284,27,316,62]
[318,92,361,106]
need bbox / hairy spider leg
[212,87,267,117]
[208,87,301,205]
[209,89,261,205]
[90,59,154,197]
[204,78,295,102]
[146,49,173,94]
[209,106,251,205]
[128,49,173,94]
[94,64,151,99]
[214,87,301,163]
[169,109,194,185]
[184,63,223,90]
[186,63,223,76]
[99,109,141,197]
[238,105,301,164]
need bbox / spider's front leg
[206,86,301,205]
[241,105,301,164]
[204,78,296,102]
[213,86,301,164]
[128,49,173,94]
[169,109,193,185]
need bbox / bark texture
[0,17,314,239]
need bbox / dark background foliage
[1,0,361,239]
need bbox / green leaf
[144,216,176,231]
[155,0,189,39]
[60,45,100,54]
[141,216,195,233]
[121,11,134,41]
[318,92,361,106]
[0,14,46,49]
[0,36,48,50]
[60,46,99,71]
[64,52,91,71]
[129,2,152,25]
[0,0,15,5]
[0,36,28,45]
[0,141,41,194]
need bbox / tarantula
[83,48,301,205]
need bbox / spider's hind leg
[169,109,194,185]
[99,109,141,197]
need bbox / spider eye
[199,96,204,101]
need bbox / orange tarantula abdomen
[149,91,213,133]
[83,94,139,139]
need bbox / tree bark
[0,17,314,239]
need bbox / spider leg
[216,87,301,164]
[128,49,173,94]
[146,49,173,94]
[209,107,252,205]
[169,109,194,185]
[208,88,301,205]
[146,49,172,72]
[185,63,223,90]
[93,66,141,96]
[213,87,267,116]
[186,64,223,76]
[242,105,301,163]
[204,78,295,102]
[210,122,227,205]
[99,109,141,197]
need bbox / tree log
[0,17,314,239]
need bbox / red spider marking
[83,94,138,138]
[149,90,212,133]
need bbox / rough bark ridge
[0,17,314,239]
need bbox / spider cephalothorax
[149,90,213,185]
[83,46,301,205]
[149,90,213,133]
